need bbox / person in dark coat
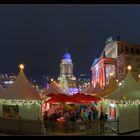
[100,112,105,132]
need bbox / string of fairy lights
[0,99,42,106]
[103,99,140,106]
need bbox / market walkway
[0,131,140,136]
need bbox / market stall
[0,64,44,134]
[81,82,103,96]
[106,66,140,134]
[81,83,93,94]
[42,81,66,96]
[96,74,118,98]
[91,82,103,95]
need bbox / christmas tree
[59,75,68,93]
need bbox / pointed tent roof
[88,82,103,95]
[80,83,93,94]
[81,82,103,95]
[108,72,140,100]
[43,81,66,95]
[3,69,41,100]
[92,82,103,93]
[96,76,118,98]
[88,84,96,94]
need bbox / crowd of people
[43,103,103,123]
[43,103,108,132]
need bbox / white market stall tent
[0,66,45,134]
[42,81,66,96]
[92,82,103,94]
[96,76,118,98]
[108,72,140,100]
[41,81,66,113]
[106,71,140,134]
[80,83,93,94]
[81,82,103,95]
[95,76,118,120]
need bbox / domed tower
[58,50,77,93]
[59,50,76,79]
[60,51,73,76]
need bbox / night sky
[0,5,140,79]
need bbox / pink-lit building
[91,57,116,88]
[91,37,140,88]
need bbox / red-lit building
[91,37,140,88]
[91,57,116,88]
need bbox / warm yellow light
[138,74,140,78]
[19,64,24,70]
[51,79,53,82]
[110,73,113,76]
[127,65,132,71]
[119,82,122,86]
[123,96,127,100]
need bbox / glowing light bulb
[51,79,53,82]
[19,64,24,70]
[119,82,122,86]
[138,74,140,78]
[110,73,113,76]
[127,65,132,71]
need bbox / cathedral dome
[63,52,71,59]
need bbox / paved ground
[122,131,140,136]
[0,130,140,136]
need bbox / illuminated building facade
[91,37,140,87]
[91,57,116,88]
[58,50,77,94]
[58,50,76,80]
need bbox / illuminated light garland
[104,99,140,106]
[0,99,43,107]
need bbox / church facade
[57,50,78,94]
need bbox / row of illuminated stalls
[98,66,140,134]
